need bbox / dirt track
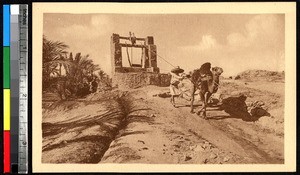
[101,84,284,164]
[42,80,284,164]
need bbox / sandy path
[42,81,284,164]
[101,86,283,164]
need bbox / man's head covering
[171,66,184,73]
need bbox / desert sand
[42,71,284,164]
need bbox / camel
[189,66,223,119]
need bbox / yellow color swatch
[4,89,10,130]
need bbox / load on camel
[169,62,223,119]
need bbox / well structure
[111,32,171,89]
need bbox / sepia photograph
[32,2,296,172]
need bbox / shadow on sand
[208,95,271,122]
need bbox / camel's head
[211,67,223,77]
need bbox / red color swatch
[4,131,10,173]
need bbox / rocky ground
[42,76,284,164]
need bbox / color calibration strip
[3,4,29,174]
[3,4,11,173]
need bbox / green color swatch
[3,47,10,88]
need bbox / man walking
[170,66,185,107]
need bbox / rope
[159,68,171,72]
[125,42,132,67]
[149,49,176,68]
[213,80,220,87]
[131,43,133,65]
[140,47,144,66]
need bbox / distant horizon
[43,13,285,77]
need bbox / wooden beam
[119,43,146,48]
[119,36,145,41]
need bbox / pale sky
[43,14,284,77]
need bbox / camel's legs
[197,92,205,116]
[197,92,211,119]
[202,92,210,119]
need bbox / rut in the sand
[42,92,135,163]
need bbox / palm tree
[43,36,105,99]
[42,35,69,88]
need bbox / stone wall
[113,72,171,89]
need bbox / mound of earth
[42,91,128,163]
[235,69,284,82]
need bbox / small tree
[98,70,112,91]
